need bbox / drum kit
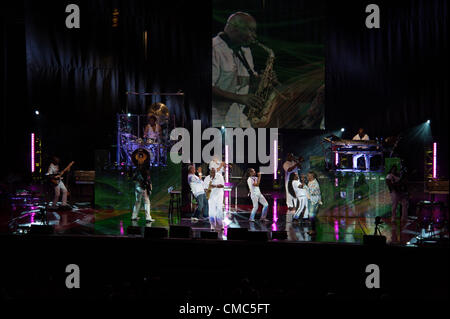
[120,102,170,167]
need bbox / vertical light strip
[225,144,229,183]
[335,152,339,166]
[274,139,278,179]
[433,142,437,179]
[272,198,278,231]
[31,133,35,173]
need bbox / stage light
[225,144,229,183]
[34,110,39,115]
[341,128,345,132]
[273,139,278,180]
[31,133,35,173]
[272,197,278,224]
[426,120,430,124]
[127,113,131,117]
[221,126,225,130]
[433,142,437,179]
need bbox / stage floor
[6,199,445,246]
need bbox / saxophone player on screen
[212,12,272,128]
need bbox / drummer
[144,115,162,143]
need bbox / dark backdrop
[1,0,212,177]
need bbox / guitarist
[46,156,69,208]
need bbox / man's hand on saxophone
[237,94,264,109]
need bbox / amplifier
[425,180,449,193]
[74,170,95,184]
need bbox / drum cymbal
[155,104,169,117]
[146,102,165,114]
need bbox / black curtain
[326,0,448,177]
[23,0,211,170]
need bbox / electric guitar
[49,161,75,185]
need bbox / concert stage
[6,197,447,247]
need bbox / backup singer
[203,168,225,231]
[46,156,69,208]
[283,153,303,212]
[131,165,155,223]
[212,12,263,127]
[245,168,269,222]
[291,173,309,222]
[307,171,322,236]
[187,165,209,222]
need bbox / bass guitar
[49,161,75,185]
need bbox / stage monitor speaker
[169,225,191,239]
[247,231,269,241]
[227,228,248,240]
[127,225,142,236]
[144,226,168,239]
[271,231,288,240]
[29,224,54,235]
[363,235,386,246]
[200,231,219,240]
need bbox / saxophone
[205,179,213,200]
[246,41,287,126]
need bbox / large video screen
[212,0,325,129]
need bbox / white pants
[293,196,309,219]
[208,197,224,229]
[132,186,152,220]
[53,181,67,206]
[250,192,269,220]
[285,183,295,208]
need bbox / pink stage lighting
[272,198,278,223]
[274,139,278,180]
[335,152,339,167]
[225,144,229,183]
[31,133,35,173]
[433,142,437,179]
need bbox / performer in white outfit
[291,173,310,221]
[307,171,322,235]
[131,164,155,223]
[187,165,209,221]
[245,168,269,222]
[212,12,263,128]
[282,153,303,212]
[203,168,225,230]
[46,156,68,208]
